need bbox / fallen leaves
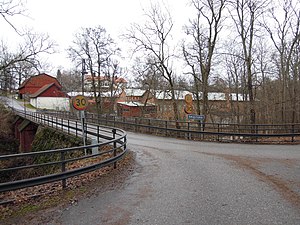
[0,150,135,222]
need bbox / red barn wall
[117,104,157,118]
[118,105,141,117]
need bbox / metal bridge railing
[44,110,300,144]
[0,110,127,193]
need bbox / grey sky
[1,0,192,74]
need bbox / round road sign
[72,95,88,111]
[185,94,193,104]
[184,104,193,114]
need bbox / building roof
[125,88,146,97]
[69,89,248,102]
[118,101,156,107]
[229,93,247,101]
[208,92,226,101]
[30,83,67,98]
[155,90,193,100]
[155,90,248,101]
[18,73,60,90]
[68,90,122,98]
[30,83,55,98]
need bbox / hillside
[0,104,18,155]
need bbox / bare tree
[0,31,56,91]
[68,26,120,113]
[0,0,26,34]
[263,0,300,123]
[229,0,269,125]
[123,3,180,124]
[0,1,56,92]
[223,41,247,123]
[102,58,125,114]
[56,69,82,93]
[132,56,167,90]
[253,39,275,123]
[182,0,227,121]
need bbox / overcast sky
[1,0,192,74]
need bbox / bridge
[0,109,127,194]
[0,97,300,224]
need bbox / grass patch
[15,204,40,217]
[24,103,36,109]
[1,188,82,221]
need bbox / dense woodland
[0,0,300,124]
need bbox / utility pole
[82,59,87,96]
[81,59,88,153]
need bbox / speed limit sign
[72,95,88,111]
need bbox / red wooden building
[117,102,157,118]
[30,83,67,98]
[18,73,62,98]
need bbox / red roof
[19,73,61,89]
[30,83,68,98]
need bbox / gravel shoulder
[0,151,136,224]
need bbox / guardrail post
[187,121,190,140]
[75,121,78,137]
[97,125,100,143]
[165,121,168,136]
[256,125,258,142]
[135,118,138,132]
[201,122,205,140]
[61,151,66,189]
[217,124,220,142]
[148,119,151,133]
[68,119,70,134]
[123,117,126,130]
[292,124,295,142]
[85,122,88,142]
[124,136,127,150]
[112,129,117,169]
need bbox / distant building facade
[18,73,70,111]
[70,87,248,122]
[84,75,127,92]
[18,73,61,98]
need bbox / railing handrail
[60,111,300,143]
[40,109,300,127]
[0,109,127,193]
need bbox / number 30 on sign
[72,95,88,111]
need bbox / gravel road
[1,96,299,224]
[24,131,299,225]
[4,130,300,225]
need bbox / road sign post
[188,114,205,122]
[72,95,88,154]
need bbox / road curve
[1,96,299,224]
[12,132,300,224]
